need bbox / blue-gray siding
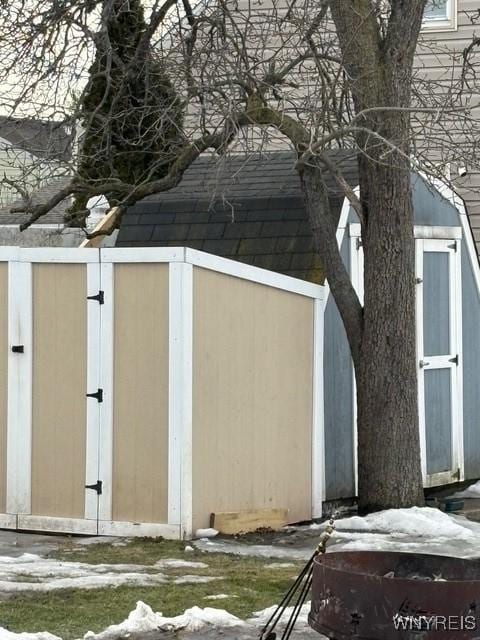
[462,240,480,479]
[324,175,480,501]
[323,234,355,499]
[412,175,460,227]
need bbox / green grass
[0,538,302,639]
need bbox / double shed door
[0,251,173,536]
[350,227,463,488]
[4,253,102,533]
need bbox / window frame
[422,0,457,32]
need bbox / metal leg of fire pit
[258,520,335,640]
[258,550,317,640]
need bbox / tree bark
[323,0,427,511]
[356,153,425,511]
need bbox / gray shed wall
[323,234,355,499]
[325,177,480,501]
[462,239,480,479]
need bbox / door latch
[419,360,430,368]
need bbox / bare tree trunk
[301,150,424,512]
[322,0,427,511]
[356,154,424,510]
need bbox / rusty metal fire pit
[309,551,480,639]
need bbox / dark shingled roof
[116,151,359,283]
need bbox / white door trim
[6,261,32,515]
[97,262,114,522]
[417,237,463,486]
[349,230,363,497]
[85,263,102,524]
[416,239,427,481]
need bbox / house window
[422,0,457,30]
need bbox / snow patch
[335,507,474,539]
[172,575,220,585]
[250,602,311,629]
[203,593,238,600]
[154,559,208,570]
[0,632,60,640]
[194,539,311,560]
[84,601,244,639]
[0,554,217,592]
[195,528,218,538]
[264,562,296,569]
[451,480,480,499]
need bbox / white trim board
[101,247,185,263]
[0,248,20,261]
[185,248,323,299]
[6,261,32,515]
[17,515,97,536]
[168,262,193,535]
[14,248,100,263]
[312,298,325,513]
[97,262,114,523]
[349,223,462,241]
[0,514,17,530]
[0,245,325,299]
[85,263,102,522]
[98,520,181,539]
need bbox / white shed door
[416,238,463,487]
[350,224,464,491]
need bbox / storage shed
[117,151,480,505]
[0,245,323,538]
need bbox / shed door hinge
[87,290,104,304]
[416,277,423,284]
[356,237,362,250]
[449,355,459,365]
[452,468,461,481]
[448,242,457,252]
[85,480,102,495]
[86,388,103,403]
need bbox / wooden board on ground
[211,508,289,534]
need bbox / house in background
[116,151,480,507]
[416,0,480,243]
[0,116,117,247]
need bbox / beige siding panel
[192,268,314,531]
[0,265,7,512]
[31,264,87,518]
[112,263,169,524]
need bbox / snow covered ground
[196,505,480,560]
[0,600,317,640]
[1,503,480,639]
[0,554,217,592]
